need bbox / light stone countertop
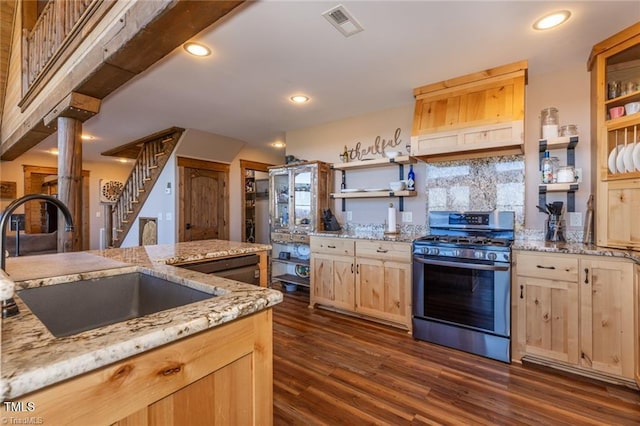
[310,230,421,243]
[1,240,282,400]
[513,239,640,264]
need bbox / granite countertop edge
[513,240,640,263]
[309,230,420,243]
[1,240,281,400]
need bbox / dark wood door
[179,158,229,242]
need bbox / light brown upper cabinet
[411,60,527,162]
[588,22,640,250]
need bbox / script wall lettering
[345,128,404,161]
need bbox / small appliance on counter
[322,208,342,231]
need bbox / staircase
[106,127,184,248]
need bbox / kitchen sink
[17,271,215,337]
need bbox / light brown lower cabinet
[636,264,640,388]
[8,310,273,425]
[514,251,637,387]
[310,236,412,330]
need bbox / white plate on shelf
[341,188,365,193]
[364,188,388,192]
[294,244,310,260]
[623,142,636,172]
[616,145,627,173]
[608,146,622,174]
[634,143,640,171]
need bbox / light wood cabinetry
[636,263,640,387]
[411,60,527,162]
[8,309,273,425]
[310,237,355,310]
[355,240,412,327]
[579,258,635,379]
[514,252,579,364]
[514,250,637,387]
[310,236,412,330]
[588,22,640,250]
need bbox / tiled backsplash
[424,155,526,231]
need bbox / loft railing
[21,0,98,96]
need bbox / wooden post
[57,116,83,252]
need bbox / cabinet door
[516,275,579,364]
[355,257,411,328]
[580,258,635,379]
[310,253,354,311]
[600,180,640,250]
[633,265,640,386]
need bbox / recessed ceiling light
[272,141,286,148]
[183,42,211,57]
[533,10,571,30]
[117,158,130,163]
[48,148,59,156]
[290,95,310,104]
[81,134,94,140]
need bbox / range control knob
[428,247,440,256]
[487,252,497,261]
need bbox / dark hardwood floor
[272,288,640,425]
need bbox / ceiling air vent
[322,4,364,37]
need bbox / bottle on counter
[541,151,554,184]
[407,165,415,191]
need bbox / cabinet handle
[351,264,354,273]
[536,265,556,270]
[584,268,589,284]
[520,285,524,299]
[356,264,359,274]
[376,248,388,253]
[327,245,336,249]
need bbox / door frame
[239,159,273,242]
[22,165,90,250]
[177,157,229,242]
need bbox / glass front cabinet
[268,161,331,290]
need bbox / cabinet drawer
[310,237,355,256]
[271,232,310,245]
[515,252,578,282]
[356,240,411,262]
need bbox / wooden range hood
[410,60,528,162]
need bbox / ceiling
[34,1,640,162]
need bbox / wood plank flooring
[272,289,640,425]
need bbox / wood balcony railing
[20,0,113,108]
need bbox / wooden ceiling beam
[43,92,101,129]
[0,0,247,161]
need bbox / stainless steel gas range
[412,211,515,363]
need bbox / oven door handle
[413,257,510,271]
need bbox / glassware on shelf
[541,107,559,140]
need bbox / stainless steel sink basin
[17,271,215,337]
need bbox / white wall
[121,151,177,247]
[0,152,132,249]
[286,105,423,227]
[285,62,595,234]
[524,59,592,231]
